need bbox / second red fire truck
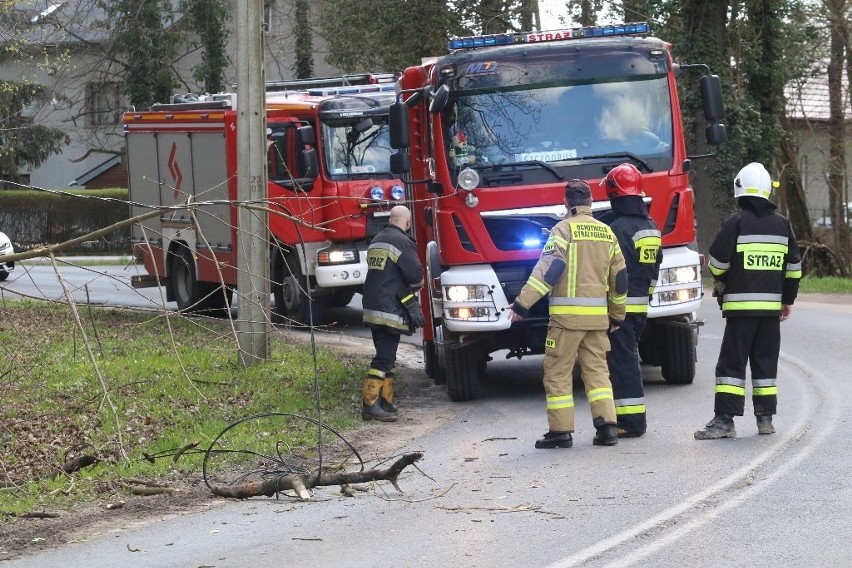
[389,22,727,400]
[125,74,405,323]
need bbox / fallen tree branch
[49,454,98,480]
[209,452,423,500]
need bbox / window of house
[86,82,122,127]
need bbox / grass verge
[0,300,366,516]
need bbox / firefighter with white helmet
[695,162,802,439]
[601,163,662,438]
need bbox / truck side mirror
[298,124,316,147]
[429,84,450,114]
[389,102,409,149]
[390,151,410,174]
[699,74,725,122]
[302,147,318,178]
[705,122,728,146]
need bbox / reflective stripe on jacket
[707,201,801,317]
[515,207,627,330]
[362,225,423,333]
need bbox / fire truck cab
[389,23,727,401]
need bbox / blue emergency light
[447,21,650,51]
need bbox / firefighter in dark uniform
[361,205,424,422]
[695,163,802,439]
[507,180,628,448]
[601,163,662,438]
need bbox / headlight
[390,185,405,200]
[659,265,699,285]
[0,241,10,252]
[317,247,357,265]
[445,284,489,302]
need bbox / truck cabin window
[322,117,395,180]
[443,75,673,182]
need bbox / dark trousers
[370,326,401,374]
[607,313,647,434]
[714,316,780,416]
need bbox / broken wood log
[209,452,423,500]
[49,454,97,480]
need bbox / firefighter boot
[694,413,736,440]
[756,415,775,435]
[380,375,398,414]
[535,431,573,449]
[362,378,397,422]
[593,424,618,446]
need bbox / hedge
[0,188,131,254]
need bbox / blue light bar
[448,22,650,51]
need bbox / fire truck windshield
[322,120,394,180]
[443,75,673,183]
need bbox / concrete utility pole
[235,0,270,366]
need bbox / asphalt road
[3,264,851,567]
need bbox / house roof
[785,67,852,121]
[69,154,121,187]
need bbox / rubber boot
[380,375,398,414]
[694,413,736,440]
[756,415,775,435]
[535,431,573,449]
[593,424,618,446]
[362,378,397,422]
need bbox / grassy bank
[0,301,366,515]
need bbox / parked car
[814,202,852,228]
[0,231,14,281]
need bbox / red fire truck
[389,22,727,401]
[125,73,406,323]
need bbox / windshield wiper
[478,160,564,181]
[575,152,653,173]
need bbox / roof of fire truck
[140,73,398,119]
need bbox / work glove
[398,290,425,329]
[712,280,725,309]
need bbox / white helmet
[734,162,774,200]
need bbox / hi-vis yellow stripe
[587,387,613,403]
[716,384,745,396]
[547,394,574,409]
[550,305,608,316]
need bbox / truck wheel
[273,254,323,325]
[424,340,447,385]
[170,246,203,312]
[0,270,7,282]
[445,341,479,402]
[170,246,231,315]
[661,324,696,384]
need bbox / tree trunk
[679,0,730,254]
[825,0,850,266]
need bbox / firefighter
[361,205,424,422]
[507,180,628,448]
[601,163,662,438]
[695,163,802,439]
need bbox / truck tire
[170,246,232,315]
[0,270,7,282]
[424,340,447,385]
[273,253,323,325]
[445,341,479,402]
[661,324,696,385]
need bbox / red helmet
[601,163,643,199]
